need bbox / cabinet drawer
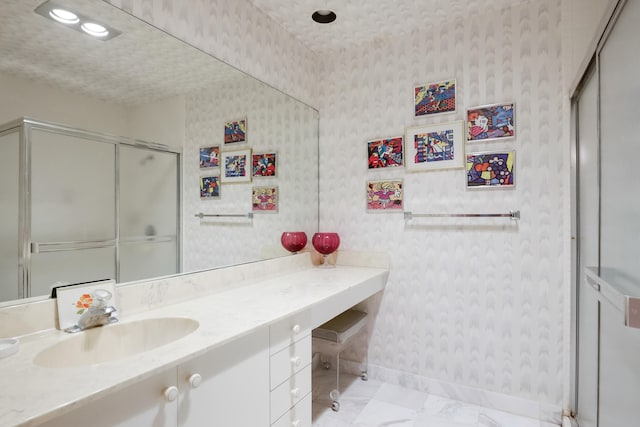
[270,364,311,424]
[271,393,311,427]
[270,334,311,390]
[270,311,311,354]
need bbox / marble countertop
[0,256,388,426]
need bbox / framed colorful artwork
[252,186,278,212]
[366,179,403,211]
[466,102,515,142]
[252,152,277,177]
[221,149,251,183]
[405,120,465,171]
[367,137,403,169]
[200,175,220,199]
[224,118,247,144]
[466,151,515,189]
[199,145,220,169]
[414,79,456,117]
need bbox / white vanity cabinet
[1,253,389,427]
[177,327,270,427]
[38,368,178,427]
[39,328,270,427]
[269,312,313,427]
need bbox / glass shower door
[29,126,117,297]
[118,145,179,282]
[597,0,640,424]
[573,2,640,425]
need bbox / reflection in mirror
[0,0,319,304]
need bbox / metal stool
[312,309,368,412]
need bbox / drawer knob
[291,387,300,398]
[189,373,202,389]
[292,420,301,427]
[163,386,178,402]
[291,356,301,367]
[292,324,301,334]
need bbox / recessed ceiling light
[312,10,337,24]
[48,8,79,24]
[81,22,109,38]
[34,0,121,41]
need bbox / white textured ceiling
[248,0,533,53]
[0,0,239,107]
[0,0,536,106]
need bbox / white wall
[127,95,185,148]
[317,0,566,409]
[0,72,129,135]
[561,0,617,92]
[0,72,184,147]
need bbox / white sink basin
[34,317,199,368]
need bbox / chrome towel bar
[403,210,520,220]
[194,212,254,219]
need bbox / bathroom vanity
[0,251,388,427]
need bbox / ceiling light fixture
[34,0,121,41]
[48,8,79,25]
[312,10,337,24]
[81,22,109,38]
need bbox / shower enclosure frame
[0,117,182,300]
[570,0,640,425]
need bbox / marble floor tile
[312,369,559,427]
[353,399,417,426]
[372,383,429,411]
[477,407,541,427]
[313,370,382,425]
[413,417,478,427]
[313,412,354,427]
[420,394,481,424]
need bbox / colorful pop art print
[199,145,220,168]
[466,151,515,189]
[200,175,221,199]
[405,121,465,172]
[466,102,515,142]
[367,179,403,211]
[252,152,277,177]
[367,137,403,169]
[414,79,456,117]
[252,186,278,212]
[221,149,251,183]
[224,118,247,144]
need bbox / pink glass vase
[312,232,340,267]
[280,232,307,253]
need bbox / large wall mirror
[0,0,319,304]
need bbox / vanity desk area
[0,251,388,427]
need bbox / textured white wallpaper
[316,0,565,407]
[182,74,319,272]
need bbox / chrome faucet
[64,289,118,333]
